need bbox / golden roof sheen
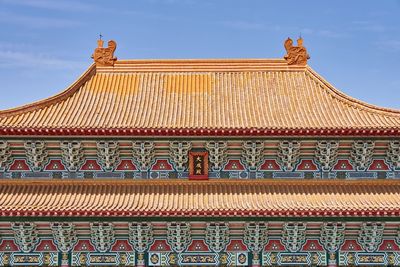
[0,180,399,217]
[1,59,400,132]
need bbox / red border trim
[1,209,399,217]
[0,127,400,136]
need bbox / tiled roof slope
[1,59,399,136]
[0,179,399,217]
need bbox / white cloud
[121,10,177,21]
[351,20,387,33]
[318,29,348,38]
[221,20,281,31]
[390,80,400,86]
[144,0,206,5]
[222,20,264,30]
[376,40,400,51]
[0,11,82,29]
[299,28,348,38]
[0,50,86,70]
[0,0,96,12]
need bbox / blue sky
[0,0,399,109]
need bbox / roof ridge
[117,58,286,61]
[96,58,306,73]
[0,64,96,118]
[114,58,287,64]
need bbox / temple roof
[1,40,399,136]
[0,179,399,218]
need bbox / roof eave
[0,127,399,137]
[1,179,400,218]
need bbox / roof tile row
[1,179,399,217]
[0,60,399,134]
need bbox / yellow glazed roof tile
[0,179,399,217]
[0,59,399,134]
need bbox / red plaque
[189,151,209,180]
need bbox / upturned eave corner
[0,63,96,118]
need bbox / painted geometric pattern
[1,156,398,180]
[0,139,399,180]
[0,221,399,266]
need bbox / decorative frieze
[320,222,345,252]
[242,140,264,171]
[167,222,191,253]
[60,141,84,171]
[133,141,155,171]
[0,140,11,171]
[97,141,120,171]
[11,222,39,253]
[315,140,339,171]
[205,222,230,252]
[387,140,400,170]
[51,222,77,253]
[2,138,400,180]
[169,141,191,171]
[206,141,228,171]
[282,222,307,252]
[277,140,300,171]
[24,140,48,171]
[90,222,115,253]
[358,222,384,252]
[129,222,153,253]
[244,222,268,253]
[1,220,400,267]
[351,140,374,171]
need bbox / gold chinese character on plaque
[189,151,209,180]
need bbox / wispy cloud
[351,20,387,33]
[121,10,177,22]
[220,22,346,38]
[376,40,400,52]
[144,0,208,5]
[390,80,400,87]
[0,42,35,51]
[221,20,264,30]
[220,20,281,31]
[0,11,82,29]
[0,0,96,12]
[300,28,348,38]
[318,29,348,38]
[0,49,85,70]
